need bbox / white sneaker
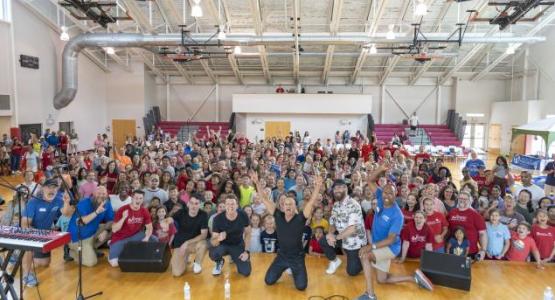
[325,258,342,275]
[285,268,292,275]
[193,262,202,274]
[212,259,224,276]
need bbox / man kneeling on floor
[356,163,434,300]
[108,190,157,267]
[68,186,114,267]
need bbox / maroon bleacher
[374,124,408,143]
[421,125,461,146]
[158,121,229,140]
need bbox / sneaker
[193,262,202,274]
[23,273,38,287]
[414,269,434,291]
[285,268,292,275]
[63,253,74,262]
[325,258,342,275]
[212,259,224,276]
[355,293,377,300]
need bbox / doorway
[19,123,42,145]
[264,121,290,140]
[112,119,136,149]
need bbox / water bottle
[224,279,231,300]
[545,287,553,300]
[184,282,191,300]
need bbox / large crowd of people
[0,126,554,300]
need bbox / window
[463,124,485,149]
[0,0,10,22]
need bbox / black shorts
[33,251,51,259]
[410,125,417,131]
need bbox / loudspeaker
[119,241,171,273]
[419,250,471,291]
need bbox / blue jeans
[209,243,251,277]
[434,247,445,254]
[108,231,158,259]
[265,252,307,291]
[10,155,20,172]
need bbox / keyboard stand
[0,249,24,300]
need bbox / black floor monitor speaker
[119,241,171,273]
[419,250,471,291]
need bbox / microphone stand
[0,175,34,300]
[51,167,102,300]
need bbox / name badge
[39,208,47,212]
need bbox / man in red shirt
[447,191,488,259]
[108,190,155,267]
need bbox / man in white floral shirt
[319,179,367,275]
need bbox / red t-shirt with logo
[402,209,415,226]
[401,222,434,258]
[447,208,486,255]
[111,204,152,244]
[361,144,373,162]
[506,231,538,261]
[426,212,448,250]
[531,224,555,259]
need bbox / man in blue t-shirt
[465,150,485,177]
[22,178,72,287]
[68,186,114,267]
[355,164,434,300]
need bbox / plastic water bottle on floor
[545,287,553,300]
[184,282,191,300]
[224,279,231,300]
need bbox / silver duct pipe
[54,32,546,109]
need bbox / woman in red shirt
[398,211,434,262]
[531,209,555,263]
[101,161,119,194]
[402,194,420,226]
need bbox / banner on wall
[511,154,542,170]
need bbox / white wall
[0,21,13,133]
[233,94,372,114]
[12,0,107,150]
[243,113,367,142]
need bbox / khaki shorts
[371,246,396,273]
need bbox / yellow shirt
[310,218,329,233]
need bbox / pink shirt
[79,181,98,198]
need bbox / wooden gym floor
[0,156,552,300]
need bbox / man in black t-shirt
[253,173,321,291]
[209,195,252,277]
[169,195,208,277]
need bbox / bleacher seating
[374,124,407,144]
[420,124,462,146]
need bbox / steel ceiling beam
[152,0,194,84]
[321,0,343,84]
[351,0,389,84]
[293,0,301,83]
[249,0,271,83]
[472,9,555,81]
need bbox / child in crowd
[310,207,329,232]
[531,209,555,263]
[309,226,325,257]
[446,227,469,257]
[398,211,433,262]
[506,222,543,269]
[56,213,73,262]
[260,215,278,253]
[249,214,263,253]
[485,209,510,260]
[153,206,176,245]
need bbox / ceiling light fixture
[104,47,115,55]
[217,27,226,40]
[386,24,395,40]
[369,44,377,54]
[60,26,70,41]
[505,44,516,55]
[191,0,203,18]
[233,45,242,55]
[415,0,428,16]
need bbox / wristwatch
[371,244,377,250]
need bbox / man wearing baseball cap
[318,178,367,276]
[22,178,73,287]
